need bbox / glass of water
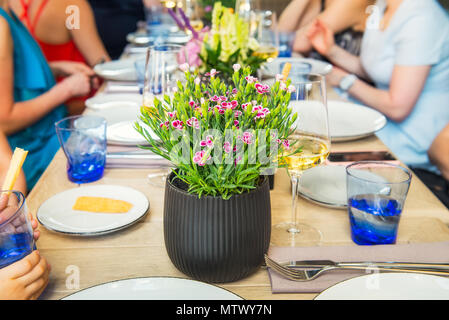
[346,161,412,245]
[55,115,107,184]
[0,191,34,269]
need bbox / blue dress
[0,8,67,189]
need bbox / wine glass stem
[289,174,300,234]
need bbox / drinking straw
[167,8,185,30]
[178,8,199,39]
[281,62,292,81]
[2,148,28,192]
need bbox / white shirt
[360,0,449,172]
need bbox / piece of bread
[73,196,133,214]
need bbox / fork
[264,255,449,282]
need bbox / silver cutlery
[264,255,449,282]
[283,259,449,270]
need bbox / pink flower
[232,88,238,95]
[219,96,227,102]
[193,150,211,166]
[230,100,238,109]
[168,111,176,118]
[253,105,262,112]
[235,155,243,166]
[241,131,253,145]
[210,95,219,102]
[255,83,270,94]
[186,117,199,129]
[233,64,241,72]
[234,120,239,128]
[282,140,290,150]
[223,141,232,153]
[206,69,218,77]
[200,135,214,147]
[287,85,296,93]
[234,110,242,118]
[275,74,284,82]
[189,100,196,108]
[241,103,250,111]
[171,120,184,130]
[245,76,258,83]
[159,122,166,129]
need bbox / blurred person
[424,124,449,208]
[88,0,148,60]
[279,0,375,57]
[0,2,91,189]
[10,0,110,115]
[307,0,449,174]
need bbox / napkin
[106,146,171,169]
[267,241,449,293]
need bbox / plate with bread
[37,185,149,236]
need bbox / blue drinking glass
[55,115,107,184]
[346,161,412,245]
[0,191,34,269]
[278,31,296,58]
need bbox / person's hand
[306,19,335,57]
[59,73,92,98]
[50,61,94,77]
[326,66,349,87]
[0,251,51,300]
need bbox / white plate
[315,273,449,300]
[85,93,143,111]
[63,277,242,300]
[263,57,333,78]
[94,59,143,82]
[298,165,387,209]
[327,100,387,142]
[37,185,149,236]
[107,121,158,146]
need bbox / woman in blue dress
[0,2,91,190]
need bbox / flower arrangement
[198,2,267,82]
[199,0,236,23]
[136,64,298,200]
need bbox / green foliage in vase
[199,0,236,23]
[136,66,299,200]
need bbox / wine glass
[271,74,330,247]
[236,0,261,21]
[252,10,279,62]
[143,45,183,188]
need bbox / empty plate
[263,57,333,78]
[298,165,387,209]
[327,100,387,142]
[107,121,158,146]
[85,93,143,111]
[94,59,143,82]
[63,277,242,300]
[37,185,149,236]
[315,273,449,300]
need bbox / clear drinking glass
[55,115,107,184]
[346,161,412,245]
[0,191,34,269]
[279,61,312,85]
[252,10,279,63]
[278,31,296,58]
[236,0,261,21]
[271,74,330,247]
[143,45,182,188]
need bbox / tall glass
[252,10,279,62]
[271,74,330,247]
[236,0,261,21]
[143,45,182,187]
[55,115,107,184]
[0,191,34,269]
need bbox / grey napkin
[267,242,449,293]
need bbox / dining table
[29,60,449,300]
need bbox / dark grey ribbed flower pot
[164,172,271,283]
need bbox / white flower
[233,64,241,72]
[210,69,218,77]
[179,63,190,72]
[194,77,201,85]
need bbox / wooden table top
[28,86,449,300]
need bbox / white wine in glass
[271,74,330,247]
